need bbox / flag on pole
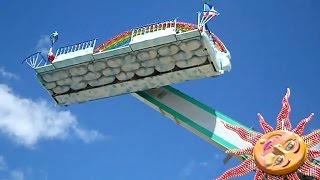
[48,31,58,62]
[50,31,59,45]
[203,3,219,18]
[47,47,55,62]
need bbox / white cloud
[0,156,7,171]
[0,84,104,147]
[0,156,23,180]
[179,160,209,177]
[180,161,195,177]
[73,127,106,143]
[35,35,51,55]
[214,153,224,159]
[9,170,24,180]
[0,67,18,80]
[199,161,208,166]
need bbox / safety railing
[22,52,47,69]
[55,38,97,57]
[130,19,177,41]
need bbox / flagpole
[199,1,220,30]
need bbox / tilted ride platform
[23,20,231,106]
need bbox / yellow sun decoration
[216,89,320,180]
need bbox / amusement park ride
[23,2,319,180]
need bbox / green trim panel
[134,86,253,159]
[163,86,251,130]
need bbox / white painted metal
[133,86,252,152]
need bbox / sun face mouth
[282,159,291,167]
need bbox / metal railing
[130,19,177,41]
[55,38,97,57]
[22,52,47,69]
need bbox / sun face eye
[285,141,295,151]
[275,156,284,164]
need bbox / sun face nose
[273,144,286,155]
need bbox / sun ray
[222,122,262,145]
[308,149,320,159]
[216,158,255,180]
[254,170,265,180]
[216,89,320,180]
[287,172,300,180]
[276,88,292,131]
[267,175,283,180]
[299,160,320,178]
[226,147,253,156]
[303,129,320,148]
[293,113,314,135]
[258,113,274,133]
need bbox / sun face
[253,130,307,175]
[216,89,320,180]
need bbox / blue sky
[0,0,319,179]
